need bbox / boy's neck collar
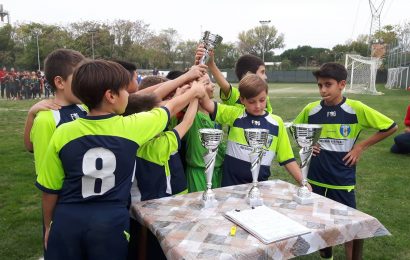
[321,96,346,107]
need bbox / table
[130,180,390,259]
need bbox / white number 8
[82,147,116,198]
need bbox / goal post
[385,67,409,89]
[344,54,383,95]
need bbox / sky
[1,0,409,54]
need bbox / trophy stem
[247,149,263,207]
[202,148,218,208]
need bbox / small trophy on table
[289,124,322,204]
[244,128,270,207]
[199,31,223,65]
[199,128,223,208]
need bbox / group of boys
[25,45,397,260]
[0,68,47,100]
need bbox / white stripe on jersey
[319,138,356,152]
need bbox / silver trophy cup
[199,128,223,208]
[244,128,270,207]
[289,124,322,204]
[199,31,223,65]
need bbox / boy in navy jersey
[293,62,397,260]
[36,60,205,260]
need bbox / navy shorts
[45,203,130,260]
[311,183,356,209]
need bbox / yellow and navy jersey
[293,97,396,189]
[30,104,87,175]
[211,102,295,186]
[36,107,169,205]
[133,129,186,201]
[220,84,273,113]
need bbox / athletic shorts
[311,183,356,208]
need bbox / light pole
[259,20,271,62]
[33,29,41,71]
[88,29,97,59]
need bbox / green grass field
[0,83,409,259]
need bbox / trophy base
[201,198,218,208]
[293,194,313,205]
[247,197,264,207]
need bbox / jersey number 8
[82,147,116,198]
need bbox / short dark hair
[44,49,85,90]
[72,60,130,110]
[139,75,168,90]
[312,62,347,82]
[112,59,137,79]
[235,54,264,80]
[238,74,268,99]
[123,93,160,115]
[166,70,186,80]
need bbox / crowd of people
[12,43,407,260]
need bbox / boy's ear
[339,80,346,89]
[104,89,116,104]
[54,76,65,90]
[239,96,245,104]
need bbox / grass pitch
[0,83,409,259]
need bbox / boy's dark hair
[44,49,85,90]
[235,54,264,80]
[112,59,137,79]
[238,74,268,99]
[139,75,168,90]
[312,62,347,82]
[123,93,160,115]
[72,60,130,110]
[166,70,186,80]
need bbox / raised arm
[174,98,199,138]
[164,80,205,117]
[195,45,231,96]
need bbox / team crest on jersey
[339,124,351,137]
[70,113,80,120]
[265,134,273,148]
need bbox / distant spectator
[391,104,410,154]
[152,67,159,75]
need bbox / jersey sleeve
[220,85,240,105]
[355,101,396,131]
[404,105,410,126]
[293,105,310,124]
[274,116,296,165]
[125,107,170,146]
[30,111,56,174]
[137,130,179,165]
[35,133,65,193]
[212,103,244,126]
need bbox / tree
[373,25,398,45]
[0,24,14,67]
[238,25,284,61]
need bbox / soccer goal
[345,54,383,95]
[385,67,409,89]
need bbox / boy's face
[199,74,215,99]
[255,65,267,81]
[127,71,138,93]
[240,90,267,116]
[114,88,130,114]
[317,77,345,106]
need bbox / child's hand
[404,126,410,133]
[194,44,206,65]
[28,99,61,116]
[174,84,191,97]
[311,144,321,156]
[343,144,364,167]
[191,80,206,99]
[44,226,50,250]
[184,64,207,82]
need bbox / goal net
[345,54,383,95]
[385,67,409,89]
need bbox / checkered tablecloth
[130,180,390,259]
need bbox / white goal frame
[385,67,409,89]
[344,54,383,95]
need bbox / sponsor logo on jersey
[339,124,351,137]
[327,111,337,117]
[70,113,80,120]
[251,120,260,126]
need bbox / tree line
[0,20,406,71]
